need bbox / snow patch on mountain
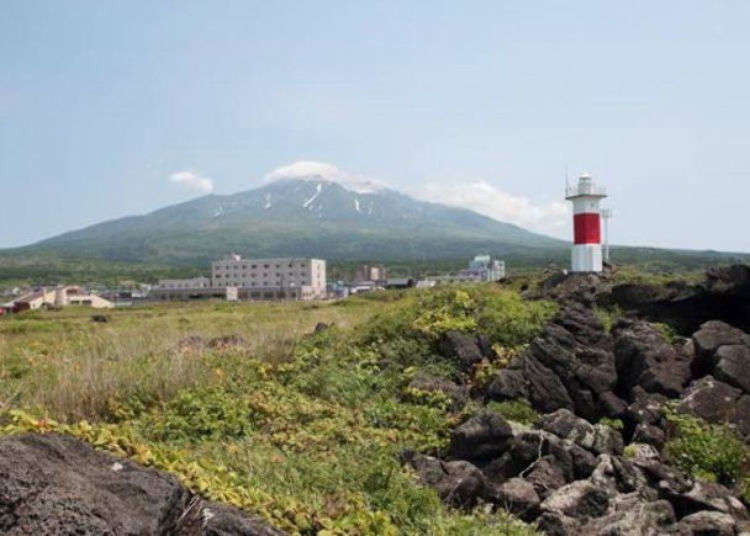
[303,183,323,209]
[264,193,272,209]
[265,161,387,194]
[354,198,361,213]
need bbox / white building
[155,277,211,289]
[456,255,506,282]
[211,254,327,299]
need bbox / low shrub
[663,408,749,491]
[487,399,540,426]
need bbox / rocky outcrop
[671,320,750,441]
[408,402,748,535]
[488,302,625,422]
[606,265,750,334]
[613,320,693,399]
[0,433,284,536]
[438,330,492,370]
[448,410,513,461]
[402,451,495,508]
[422,267,750,534]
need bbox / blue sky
[2,1,749,251]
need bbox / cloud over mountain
[417,180,570,239]
[264,161,387,194]
[169,171,214,193]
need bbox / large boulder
[571,494,676,536]
[438,330,485,370]
[0,433,284,536]
[539,479,611,519]
[538,409,624,456]
[670,511,737,536]
[713,345,750,394]
[494,478,540,521]
[613,320,693,399]
[692,321,750,376]
[449,411,513,461]
[677,376,743,427]
[483,429,597,485]
[402,452,495,508]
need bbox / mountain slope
[5,178,566,265]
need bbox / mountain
[2,178,567,266]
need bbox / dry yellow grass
[0,298,383,421]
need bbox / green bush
[487,399,540,426]
[146,388,257,442]
[359,285,555,375]
[664,409,749,490]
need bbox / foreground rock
[407,406,748,535]
[0,433,284,536]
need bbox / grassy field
[0,286,555,535]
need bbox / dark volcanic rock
[677,376,743,427]
[403,452,495,508]
[671,511,737,536]
[606,265,750,334]
[613,320,692,398]
[713,344,750,393]
[0,433,283,536]
[487,368,528,401]
[490,301,625,421]
[438,330,484,370]
[494,478,540,521]
[449,411,513,461]
[692,320,750,376]
[579,495,676,536]
[670,481,748,520]
[538,409,624,455]
[522,354,575,413]
[539,479,610,519]
[632,423,666,449]
[525,457,568,498]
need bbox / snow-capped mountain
[9,177,565,264]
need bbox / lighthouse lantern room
[566,173,607,273]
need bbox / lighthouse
[566,173,607,272]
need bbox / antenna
[564,165,570,194]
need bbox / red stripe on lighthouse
[574,213,601,244]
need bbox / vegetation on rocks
[0,285,553,535]
[663,407,750,499]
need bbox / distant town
[0,253,507,314]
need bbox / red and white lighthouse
[566,173,607,272]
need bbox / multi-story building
[211,254,327,299]
[354,264,387,283]
[155,277,211,289]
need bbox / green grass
[0,285,547,535]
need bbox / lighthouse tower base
[572,244,603,273]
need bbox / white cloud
[417,180,570,238]
[264,161,387,194]
[169,171,214,194]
